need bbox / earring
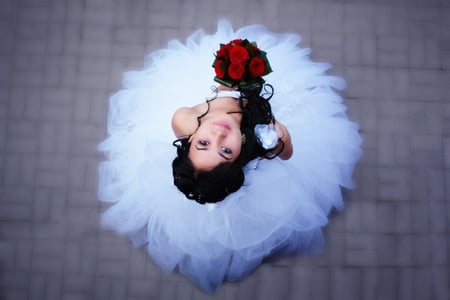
[241,134,246,144]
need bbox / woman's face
[189,112,242,171]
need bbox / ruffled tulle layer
[98,20,362,292]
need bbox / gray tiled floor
[1,0,449,299]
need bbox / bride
[98,20,362,292]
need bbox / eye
[221,147,232,154]
[198,140,209,146]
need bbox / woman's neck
[208,97,241,113]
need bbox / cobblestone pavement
[0,0,449,299]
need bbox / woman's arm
[273,121,293,160]
[171,107,198,139]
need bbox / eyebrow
[195,145,231,161]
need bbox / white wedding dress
[98,20,362,292]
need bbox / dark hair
[172,83,283,204]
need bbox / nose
[212,125,229,137]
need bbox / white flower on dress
[254,124,279,149]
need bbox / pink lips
[216,121,231,130]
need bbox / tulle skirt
[98,20,362,292]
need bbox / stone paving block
[47,24,64,55]
[1,271,29,291]
[18,154,36,185]
[429,202,448,233]
[396,235,413,266]
[330,267,361,300]
[345,233,377,266]
[432,267,449,300]
[63,274,94,294]
[62,24,82,57]
[410,35,441,69]
[112,42,146,59]
[110,279,129,300]
[29,272,47,300]
[77,71,110,90]
[394,202,412,234]
[127,249,148,279]
[378,268,397,300]
[377,234,397,266]
[0,241,15,271]
[397,268,414,300]
[413,267,432,300]
[311,2,344,33]
[254,266,290,300]
[79,56,110,74]
[61,292,90,300]
[68,157,89,188]
[311,32,344,64]
[33,221,66,239]
[3,153,20,185]
[68,189,97,208]
[113,27,146,44]
[379,70,411,102]
[233,269,258,300]
[59,54,78,88]
[18,5,50,22]
[0,222,33,240]
[97,259,129,277]
[97,241,130,261]
[78,244,98,276]
[378,168,410,202]
[130,0,150,28]
[343,15,375,34]
[344,34,377,67]
[64,242,82,274]
[93,278,111,300]
[410,202,430,234]
[430,235,448,266]
[361,269,377,300]
[344,66,378,99]
[39,121,71,154]
[90,90,109,122]
[36,169,68,188]
[0,0,15,18]
[0,55,11,86]
[74,90,92,122]
[377,36,409,68]
[83,7,115,26]
[0,203,32,221]
[343,201,361,232]
[32,254,64,273]
[34,238,64,257]
[17,21,47,39]
[14,53,46,72]
[82,24,112,42]
[13,69,45,87]
[412,235,432,266]
[128,278,160,298]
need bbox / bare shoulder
[171,107,199,139]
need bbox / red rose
[231,39,243,46]
[251,44,260,55]
[248,57,265,77]
[228,62,245,80]
[229,45,249,63]
[214,59,226,78]
[216,46,228,59]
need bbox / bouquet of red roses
[212,39,272,88]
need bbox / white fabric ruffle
[98,19,362,292]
